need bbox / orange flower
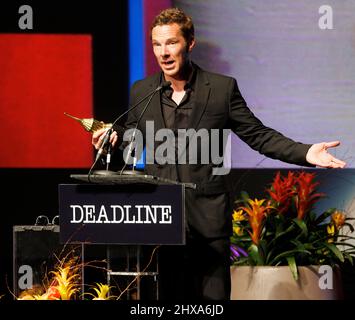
[331,211,346,230]
[240,198,273,245]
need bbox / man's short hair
[151,7,194,45]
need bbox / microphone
[95,128,112,161]
[93,81,171,165]
[110,80,171,130]
[134,81,171,128]
[120,81,171,174]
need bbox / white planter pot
[230,265,343,300]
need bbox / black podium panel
[59,184,185,245]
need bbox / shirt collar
[160,63,196,92]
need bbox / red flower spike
[295,172,325,220]
[267,171,296,215]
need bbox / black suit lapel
[146,68,211,132]
[151,89,166,131]
[146,75,166,132]
[187,69,210,130]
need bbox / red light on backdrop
[0,34,93,168]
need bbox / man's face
[152,23,195,79]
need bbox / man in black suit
[93,8,346,299]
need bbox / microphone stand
[119,90,158,175]
[106,142,113,171]
[88,81,171,180]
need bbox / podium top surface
[70,171,196,189]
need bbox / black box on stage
[12,225,82,298]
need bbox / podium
[59,171,194,300]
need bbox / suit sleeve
[228,78,313,167]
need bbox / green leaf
[293,218,308,237]
[290,239,305,249]
[231,235,252,243]
[309,211,317,222]
[324,243,345,262]
[230,256,249,266]
[269,249,311,266]
[303,243,315,250]
[258,240,268,255]
[343,253,354,265]
[240,191,251,205]
[268,224,295,247]
[286,256,298,281]
[314,208,336,225]
[265,248,275,265]
[248,244,264,265]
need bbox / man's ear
[188,38,195,52]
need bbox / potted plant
[230,171,355,300]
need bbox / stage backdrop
[0,34,93,168]
[174,0,355,168]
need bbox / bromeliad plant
[230,171,355,280]
[17,256,81,300]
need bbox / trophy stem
[64,112,81,121]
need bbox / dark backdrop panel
[0,0,128,299]
[0,0,129,167]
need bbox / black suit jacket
[125,63,312,238]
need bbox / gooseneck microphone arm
[95,81,171,162]
[111,80,172,130]
[119,90,159,175]
[88,81,171,179]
